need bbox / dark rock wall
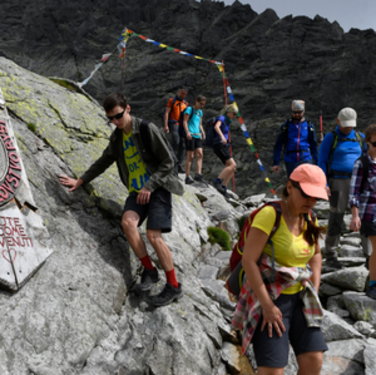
[1,0,376,196]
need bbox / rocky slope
[1,0,376,197]
[1,56,376,375]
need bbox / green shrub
[27,122,36,133]
[207,226,231,251]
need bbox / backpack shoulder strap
[355,131,364,149]
[360,153,370,192]
[265,201,283,239]
[140,119,151,150]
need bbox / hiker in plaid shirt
[349,124,376,300]
[233,164,328,374]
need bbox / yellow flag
[246,138,253,146]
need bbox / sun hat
[290,164,328,200]
[291,100,305,112]
[337,107,357,127]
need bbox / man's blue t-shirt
[185,107,202,139]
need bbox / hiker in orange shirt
[164,86,188,173]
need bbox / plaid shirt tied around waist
[349,155,376,222]
[231,253,324,355]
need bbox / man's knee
[146,229,163,245]
[195,149,203,159]
[187,151,195,162]
[122,213,139,234]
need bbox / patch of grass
[27,122,36,133]
[49,78,80,93]
[207,226,231,251]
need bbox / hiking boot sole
[151,290,184,307]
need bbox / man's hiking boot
[325,257,343,269]
[366,284,376,300]
[213,180,226,194]
[151,283,183,307]
[194,174,206,184]
[133,267,159,293]
[185,176,195,184]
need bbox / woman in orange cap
[232,164,328,375]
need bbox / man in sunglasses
[319,107,370,269]
[59,93,185,307]
[272,100,318,177]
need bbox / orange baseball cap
[290,164,328,200]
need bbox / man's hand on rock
[59,175,83,192]
[272,165,279,174]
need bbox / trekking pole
[222,60,236,193]
[319,110,324,142]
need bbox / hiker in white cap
[273,100,318,177]
[319,107,370,269]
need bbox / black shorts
[361,220,376,237]
[123,187,172,233]
[186,137,202,151]
[252,292,328,368]
[213,143,232,165]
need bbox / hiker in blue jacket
[212,103,238,198]
[273,100,318,177]
[319,107,370,269]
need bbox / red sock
[165,268,179,288]
[140,255,154,271]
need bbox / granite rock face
[2,0,376,197]
[2,56,376,374]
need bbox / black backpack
[205,117,220,148]
[139,120,179,175]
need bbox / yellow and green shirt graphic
[123,131,150,193]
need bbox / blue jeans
[285,159,312,178]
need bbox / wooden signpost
[0,89,53,290]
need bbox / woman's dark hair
[103,93,127,113]
[365,124,376,143]
[283,180,325,247]
[195,94,206,103]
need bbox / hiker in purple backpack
[212,103,238,198]
[59,93,184,307]
[349,123,376,300]
[232,164,328,374]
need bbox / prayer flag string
[78,30,132,88]
[217,65,277,197]
[125,28,224,66]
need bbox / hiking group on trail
[59,91,376,373]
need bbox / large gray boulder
[321,310,364,342]
[343,292,376,327]
[321,266,368,292]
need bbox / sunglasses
[291,181,320,201]
[369,141,376,148]
[292,111,303,115]
[107,109,125,121]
